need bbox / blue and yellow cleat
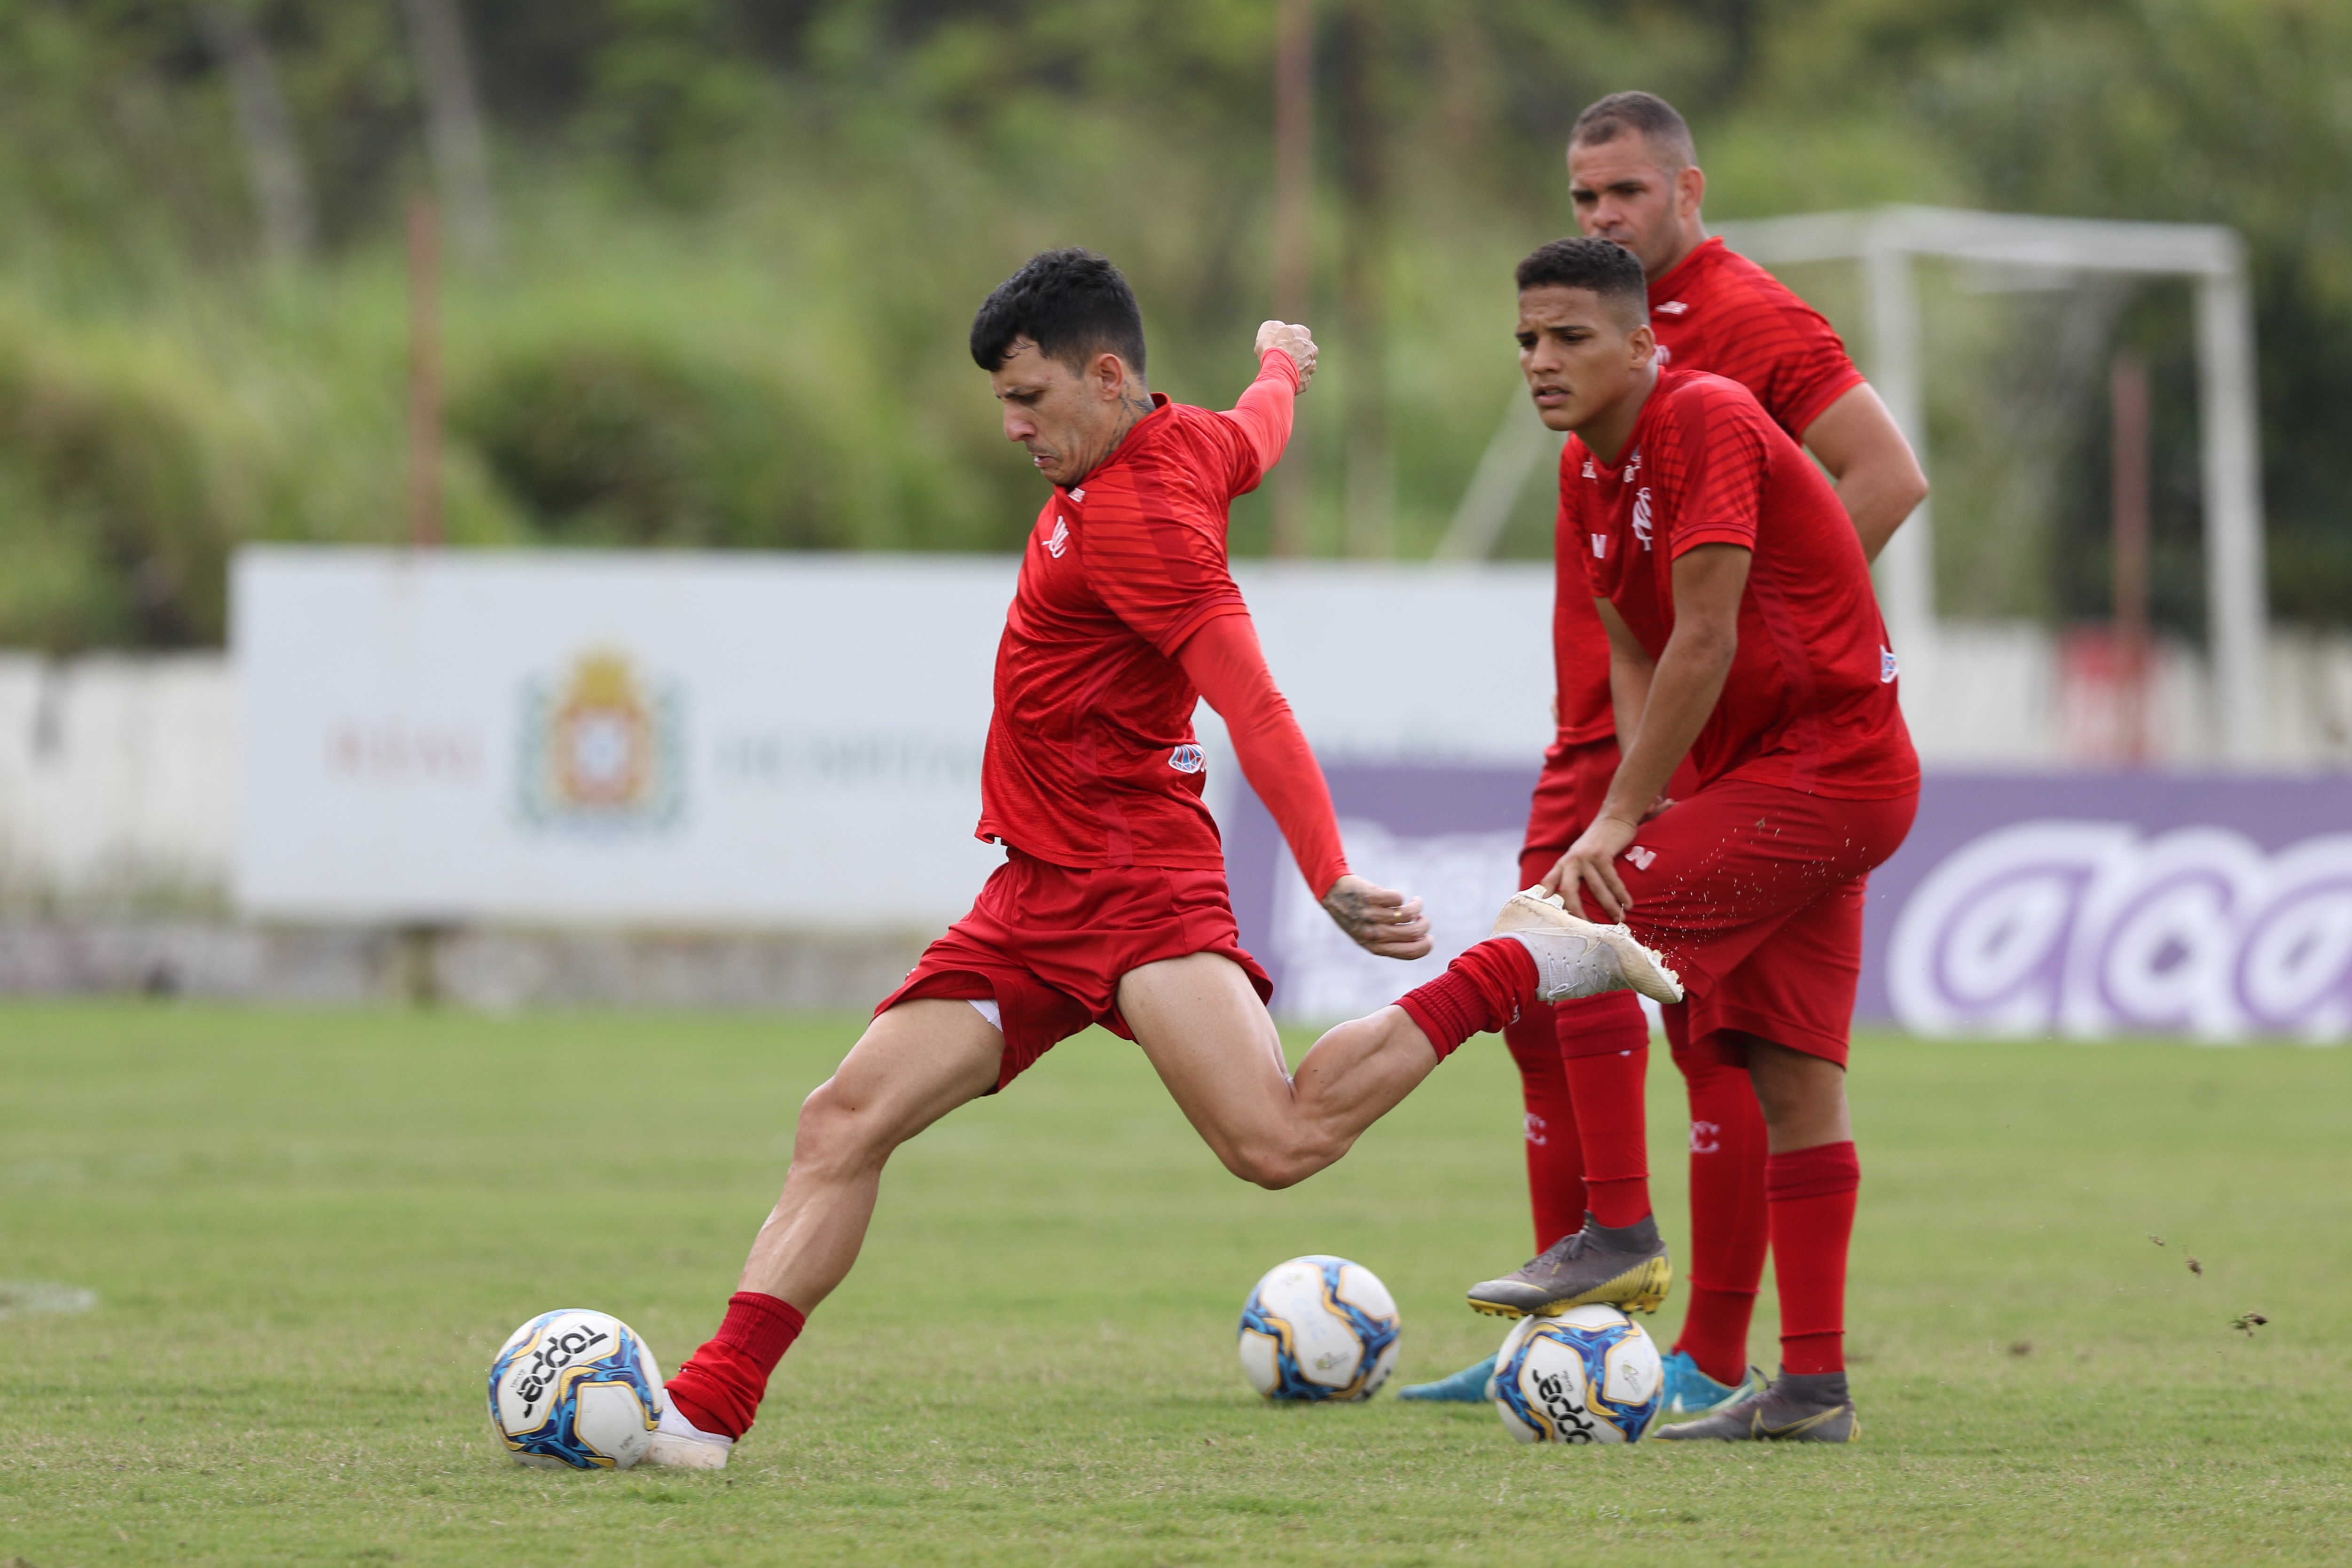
[1396,1353,1497,1403]
[1659,1351,1767,1417]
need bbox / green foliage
[0,1004,2348,1563]
[0,0,2345,646]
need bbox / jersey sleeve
[1214,350,1302,495]
[1081,452,1250,658]
[1660,383,1770,558]
[1176,613,1349,898]
[1726,292,1864,439]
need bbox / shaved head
[1569,91,1697,175]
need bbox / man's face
[990,338,1125,487]
[1517,284,1653,434]
[1568,134,1699,278]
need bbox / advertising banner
[1223,768,2352,1043]
[232,549,1552,927]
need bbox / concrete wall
[5,614,2352,1003]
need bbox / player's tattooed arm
[1254,321,1318,389]
[1320,873,1432,960]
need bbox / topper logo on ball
[514,1324,611,1418]
[1888,823,2352,1042]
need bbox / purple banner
[1224,768,2352,1041]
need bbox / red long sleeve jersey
[1552,236,1869,749]
[975,361,1346,889]
[1574,368,1917,800]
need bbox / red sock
[664,1291,807,1440]
[1503,1003,1584,1252]
[1767,1141,1860,1376]
[1670,1017,1769,1387]
[1395,938,1537,1060]
[1558,989,1651,1227]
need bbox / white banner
[231,548,1551,926]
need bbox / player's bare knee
[791,1078,889,1176]
[1224,1129,1340,1190]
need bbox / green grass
[0,1004,2345,1566]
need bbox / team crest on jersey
[1632,487,1654,550]
[1881,646,1900,684]
[1045,517,1070,558]
[1168,744,1206,774]
[1582,458,1596,479]
[1655,343,1673,367]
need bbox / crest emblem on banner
[517,649,685,830]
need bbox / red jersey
[1574,368,1917,800]
[975,394,1263,871]
[1551,236,1869,748]
[1648,237,1865,440]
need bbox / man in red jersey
[1463,237,1918,1442]
[639,249,1682,1470]
[1403,92,1928,1412]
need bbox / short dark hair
[1516,237,1649,328]
[1570,91,1697,171]
[970,248,1148,377]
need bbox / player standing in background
[639,248,1681,1470]
[1471,236,1917,1441]
[1401,92,1928,1413]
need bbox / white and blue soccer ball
[1492,1304,1665,1443]
[1237,1255,1401,1401]
[487,1309,664,1469]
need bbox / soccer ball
[1237,1255,1401,1401]
[1492,1304,1664,1443]
[487,1308,665,1469]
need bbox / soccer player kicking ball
[1458,237,1919,1443]
[637,248,1681,1470]
[1403,91,1926,1415]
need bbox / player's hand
[1540,814,1640,923]
[1255,321,1318,389]
[1640,793,1677,823]
[1320,874,1430,960]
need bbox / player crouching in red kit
[637,248,1682,1469]
[1464,237,1919,1442]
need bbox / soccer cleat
[1659,1351,1768,1418]
[1396,1353,1498,1403]
[1464,1212,1674,1318]
[1653,1369,1858,1443]
[1492,889,1683,1004]
[639,1400,734,1470]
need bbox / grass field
[1,1003,2346,1566]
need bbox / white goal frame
[1437,205,2268,762]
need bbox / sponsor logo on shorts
[1045,517,1070,558]
[1168,744,1206,774]
[1624,845,1657,871]
[1524,1111,1548,1146]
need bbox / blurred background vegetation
[0,0,2344,651]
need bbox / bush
[453,340,839,550]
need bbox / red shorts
[876,851,1272,1092]
[1523,737,1702,859]
[1575,779,1918,1066]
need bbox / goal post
[1436,205,2268,763]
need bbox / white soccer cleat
[638,1401,733,1471]
[1491,888,1683,1004]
